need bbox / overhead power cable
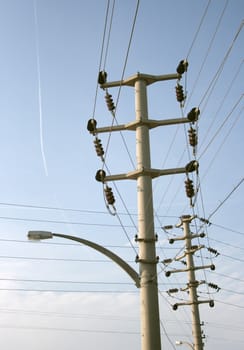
[210,223,244,236]
[0,255,135,264]
[0,201,114,214]
[199,58,243,153]
[91,0,111,119]
[0,288,138,294]
[215,299,244,309]
[89,1,141,254]
[209,237,244,250]
[220,253,244,263]
[0,277,133,285]
[0,238,141,249]
[0,214,136,227]
[186,0,211,59]
[199,94,243,159]
[210,271,244,283]
[102,0,140,169]
[200,104,243,182]
[185,0,229,109]
[0,324,139,334]
[102,0,115,71]
[208,177,244,220]
[0,307,139,322]
[199,19,244,109]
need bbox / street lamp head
[175,340,194,349]
[28,231,53,241]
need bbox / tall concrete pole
[135,78,161,350]
[182,216,204,350]
[93,71,191,350]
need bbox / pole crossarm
[28,231,140,288]
[103,167,187,181]
[100,72,180,88]
[96,162,198,183]
[165,263,215,275]
[173,299,214,308]
[96,160,198,182]
[89,117,192,134]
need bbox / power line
[185,0,229,110]
[0,201,113,214]
[0,277,174,286]
[198,58,243,153]
[0,277,133,285]
[221,288,244,295]
[199,95,243,159]
[102,0,141,168]
[0,324,140,334]
[208,271,244,283]
[0,214,135,228]
[200,104,243,183]
[0,201,178,219]
[220,253,244,263]
[208,177,244,220]
[0,255,134,264]
[210,223,244,236]
[186,0,211,59]
[0,288,138,294]
[91,0,111,119]
[0,238,179,250]
[198,19,244,109]
[0,307,139,321]
[209,237,244,250]
[215,299,244,309]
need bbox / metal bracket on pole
[136,255,160,264]
[135,234,158,243]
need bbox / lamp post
[176,340,194,349]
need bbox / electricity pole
[88,69,199,350]
[182,215,205,350]
[165,215,216,350]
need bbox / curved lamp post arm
[28,231,140,288]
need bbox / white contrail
[33,0,48,176]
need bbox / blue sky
[0,0,243,349]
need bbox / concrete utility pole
[182,215,204,350]
[165,215,215,350]
[134,77,161,350]
[89,71,199,350]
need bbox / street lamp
[176,340,194,349]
